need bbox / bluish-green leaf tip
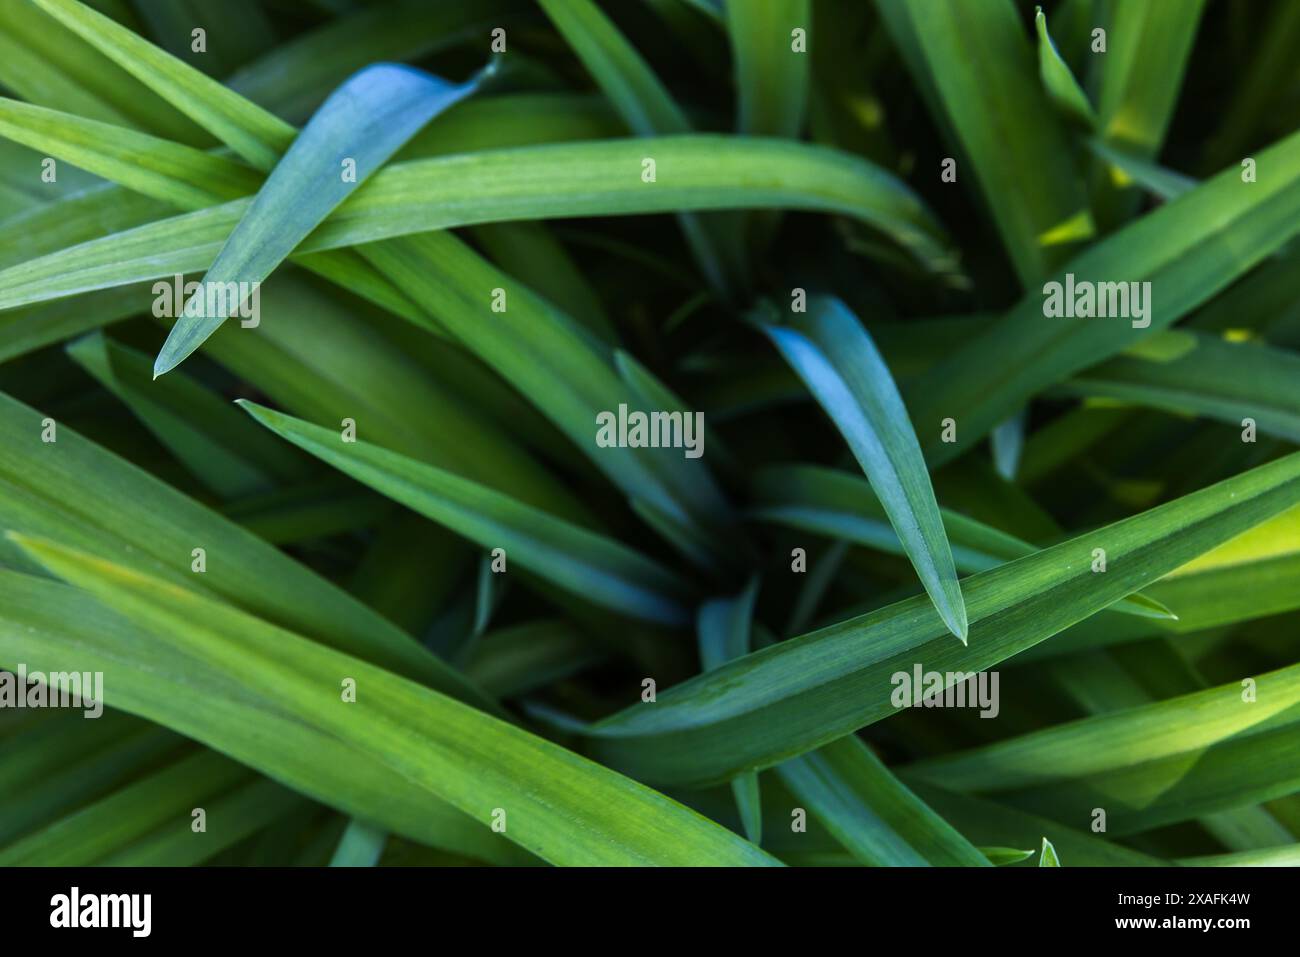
[479,55,503,84]
[936,579,969,644]
[946,602,969,645]
[152,347,181,380]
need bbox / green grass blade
[0,93,622,339]
[404,93,621,157]
[905,661,1300,794]
[910,644,1300,833]
[1086,0,1205,226]
[1034,7,1096,130]
[470,221,616,343]
[220,479,391,547]
[1179,845,1300,867]
[0,99,594,512]
[990,410,1028,482]
[0,750,264,866]
[0,0,204,142]
[357,231,746,565]
[540,0,690,136]
[1085,137,1197,201]
[876,0,1088,287]
[29,0,295,164]
[65,331,310,497]
[1021,509,1300,662]
[0,96,261,206]
[0,24,131,129]
[0,134,954,311]
[1038,836,1060,867]
[33,0,293,166]
[464,620,604,699]
[0,389,490,705]
[0,136,101,211]
[1036,638,1292,854]
[581,450,1300,786]
[907,126,1300,464]
[329,819,388,868]
[0,184,169,270]
[6,539,781,867]
[0,713,181,846]
[981,846,1035,865]
[761,297,966,641]
[0,569,531,866]
[153,63,486,377]
[1089,0,1205,159]
[200,273,587,522]
[103,777,304,867]
[1205,0,1300,169]
[1059,330,1300,443]
[239,401,695,626]
[0,284,154,364]
[777,734,988,866]
[725,0,810,139]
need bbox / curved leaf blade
[0,389,488,706]
[1034,7,1096,130]
[7,536,779,867]
[777,734,988,867]
[153,62,485,376]
[239,401,695,627]
[0,135,955,312]
[761,297,967,641]
[580,450,1300,787]
[908,125,1300,464]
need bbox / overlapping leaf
[4,540,778,867]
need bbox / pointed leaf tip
[1039,836,1061,867]
[943,584,970,643]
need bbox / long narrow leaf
[7,538,780,867]
[239,401,695,626]
[154,62,486,376]
[761,297,966,641]
[580,450,1300,786]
